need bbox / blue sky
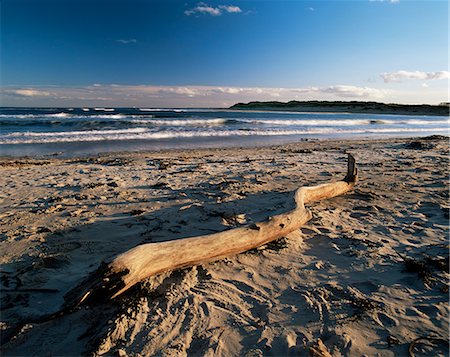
[1,0,448,107]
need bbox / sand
[0,136,448,356]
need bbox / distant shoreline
[229,100,450,116]
[1,101,450,117]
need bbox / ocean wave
[129,118,229,126]
[50,112,70,118]
[239,118,377,126]
[138,108,186,112]
[0,113,138,121]
[0,114,41,119]
[0,116,228,126]
[5,127,150,138]
[237,118,450,126]
[1,126,448,144]
[399,119,450,125]
[0,113,447,126]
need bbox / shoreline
[1,134,448,159]
[1,136,448,356]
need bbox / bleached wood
[65,154,357,305]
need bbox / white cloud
[2,89,52,97]
[4,83,447,106]
[305,7,314,11]
[318,85,386,98]
[116,39,137,44]
[369,0,399,3]
[5,84,387,100]
[219,5,242,13]
[185,3,242,16]
[1,84,387,103]
[2,81,439,105]
[289,85,386,99]
[381,70,450,83]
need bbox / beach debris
[404,135,448,150]
[408,336,449,357]
[148,159,171,170]
[130,209,146,216]
[405,141,436,150]
[420,135,449,141]
[395,249,449,287]
[70,157,130,166]
[0,159,51,167]
[63,154,357,306]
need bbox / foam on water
[1,126,448,144]
[0,113,129,119]
[0,108,448,150]
[1,114,447,126]
[130,118,228,125]
[240,118,376,126]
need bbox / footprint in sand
[374,312,398,328]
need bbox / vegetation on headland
[229,101,450,116]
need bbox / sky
[0,0,448,107]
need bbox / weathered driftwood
[64,154,357,306]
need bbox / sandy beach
[0,136,448,356]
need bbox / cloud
[124,84,389,101]
[116,39,137,44]
[2,89,52,97]
[218,5,242,13]
[1,84,387,105]
[318,85,386,98]
[290,85,386,99]
[305,7,314,11]
[369,0,399,3]
[185,3,242,16]
[4,83,448,106]
[381,70,450,83]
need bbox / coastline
[1,132,449,159]
[0,135,443,159]
[1,136,449,356]
[229,101,450,116]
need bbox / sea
[0,107,448,157]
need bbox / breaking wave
[1,108,448,149]
[1,126,448,145]
[129,118,229,126]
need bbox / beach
[2,0,449,354]
[1,136,448,356]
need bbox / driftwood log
[64,154,357,307]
